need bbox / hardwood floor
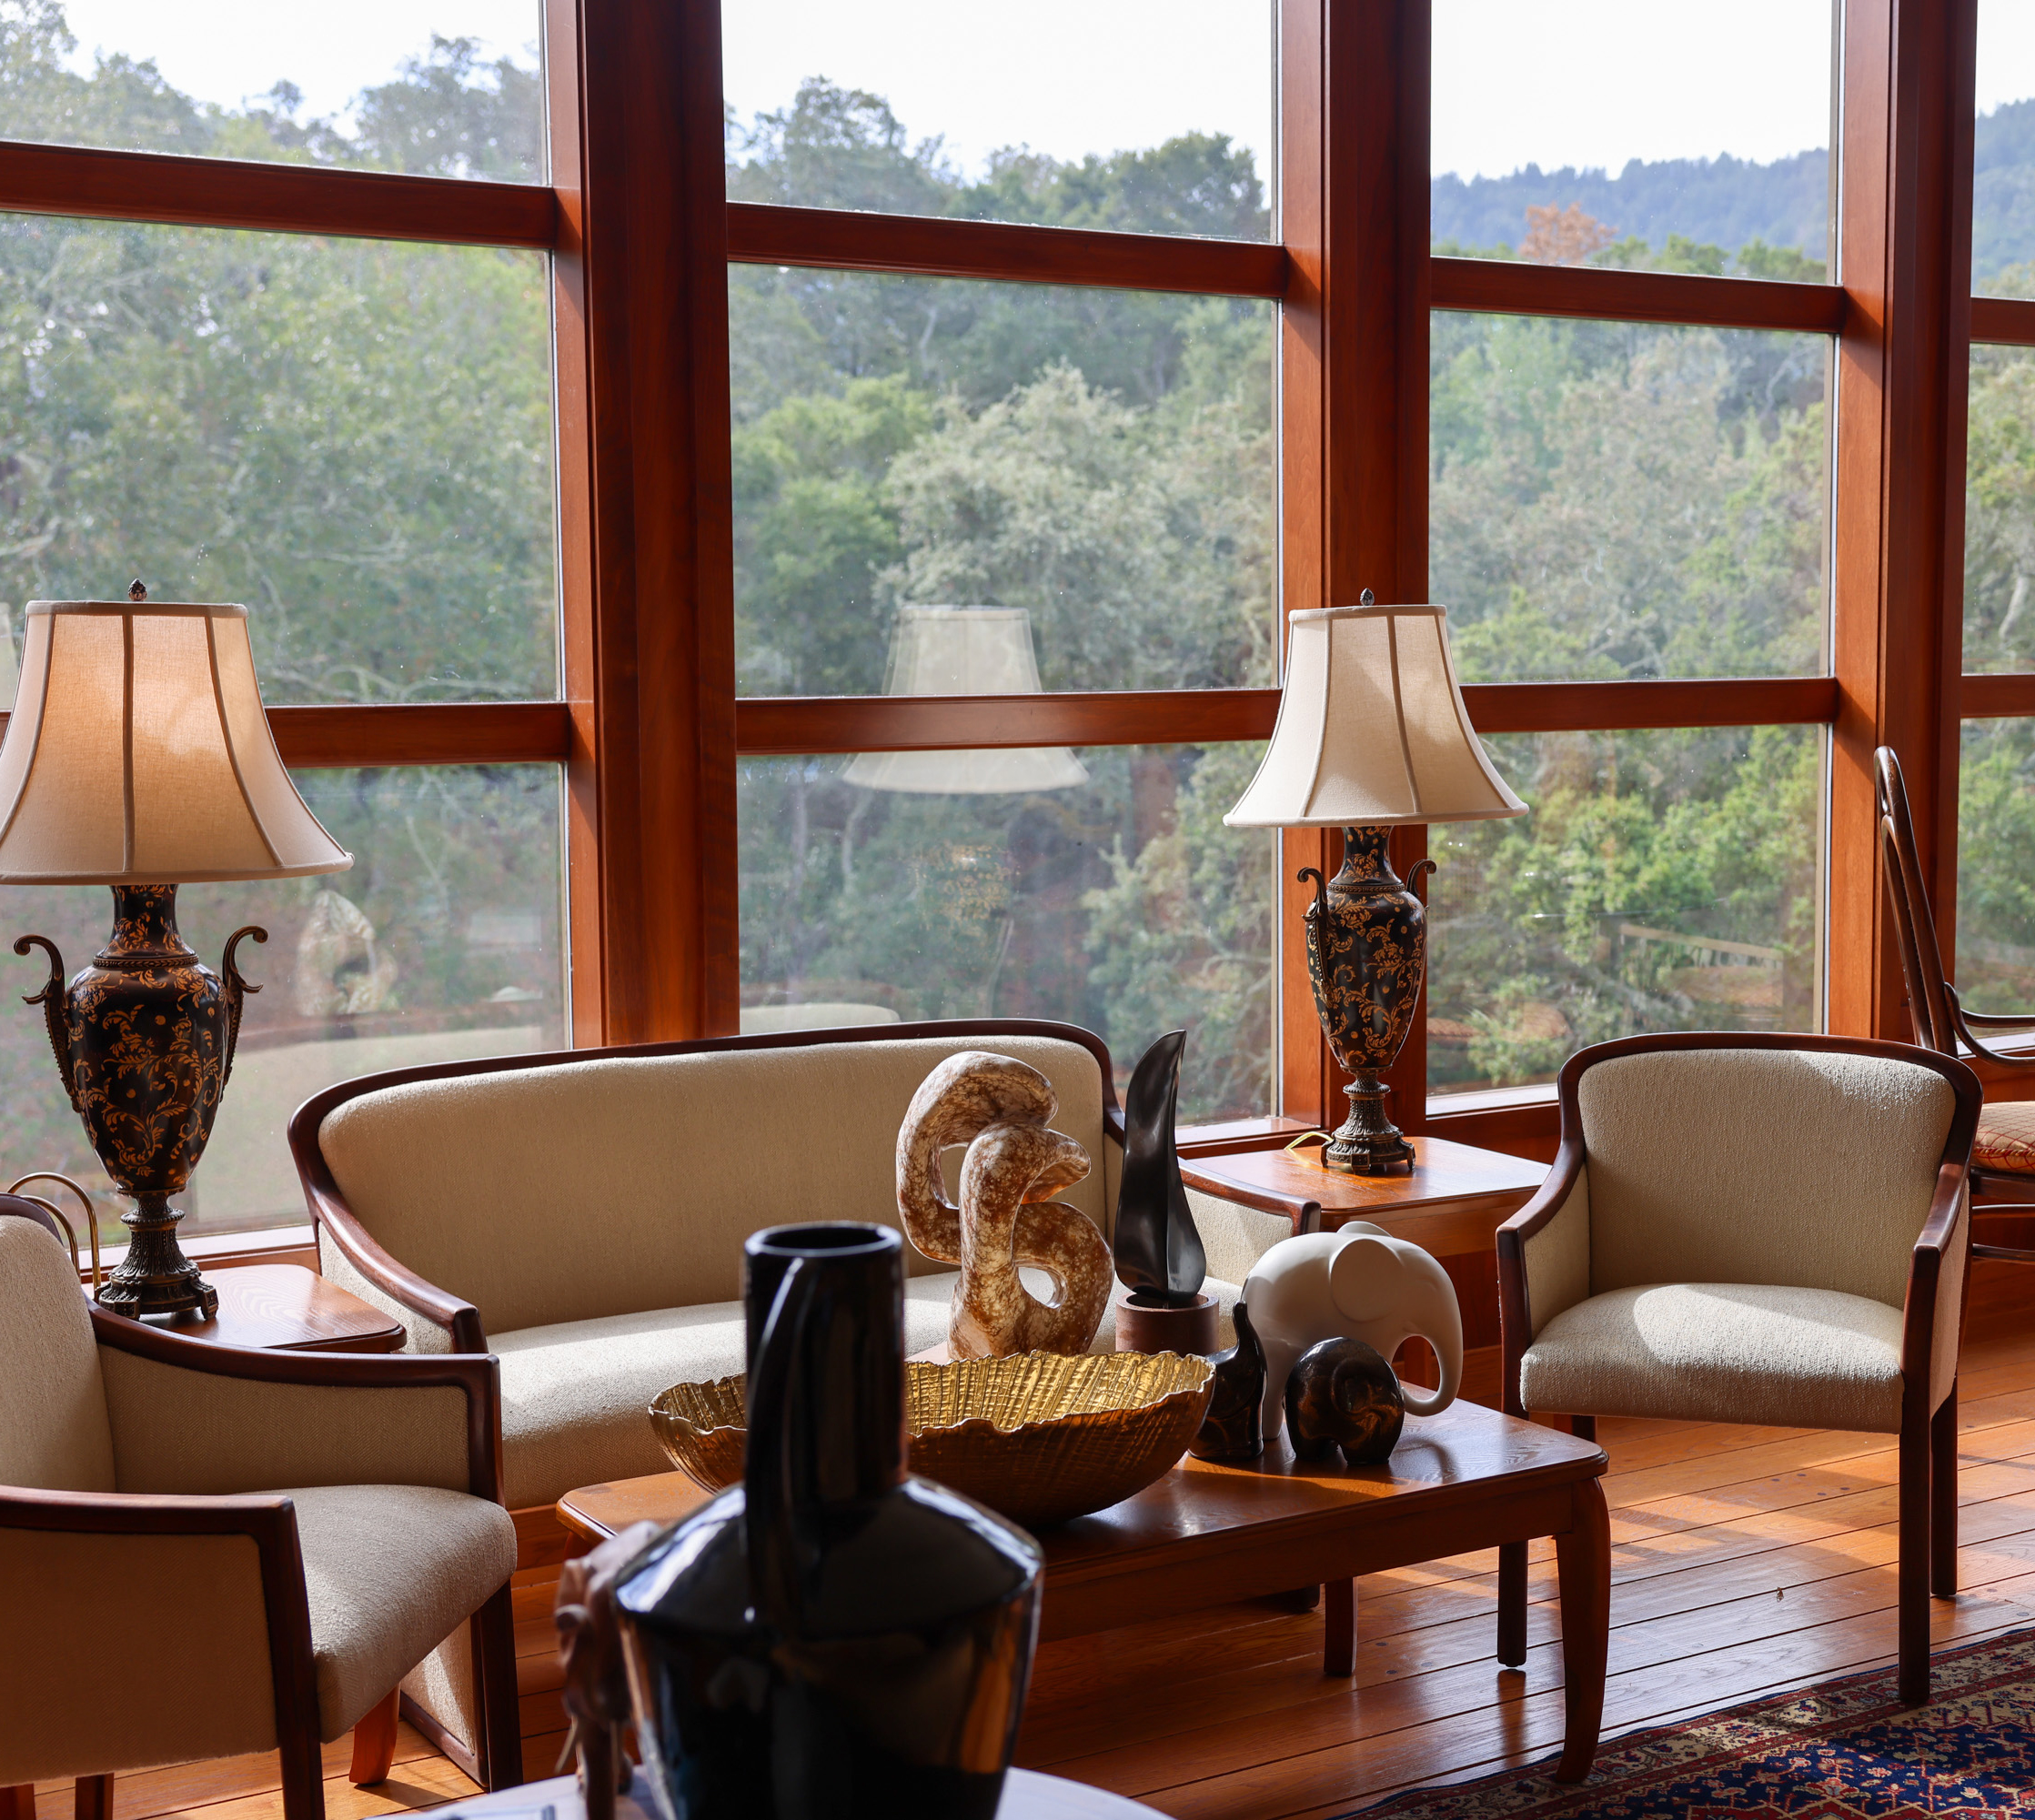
[34,1321,2035,1820]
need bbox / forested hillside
[1435,96,2035,287]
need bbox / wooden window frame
[0,0,2010,1172]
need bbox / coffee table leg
[1324,1577,1355,1674]
[1553,1477,1609,1783]
[1497,1539,1527,1666]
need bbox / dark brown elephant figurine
[1189,1301,1267,1463]
[1284,1335,1405,1465]
[554,1519,663,1820]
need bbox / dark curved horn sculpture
[1113,1030,1206,1304]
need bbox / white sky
[47,2,2035,188]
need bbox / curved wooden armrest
[1901,1081,1981,1415]
[306,1184,486,1352]
[1947,984,2035,1069]
[1177,1161,1322,1235]
[88,1312,505,1502]
[1495,1136,1587,1250]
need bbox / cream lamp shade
[1224,602,1526,828]
[0,598,352,883]
[843,605,1090,794]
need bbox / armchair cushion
[0,1220,114,1493]
[1975,1101,2035,1174]
[290,1481,516,1738]
[1519,1282,1906,1432]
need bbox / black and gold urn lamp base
[17,884,266,1321]
[1301,827,1436,1178]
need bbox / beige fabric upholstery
[1521,1282,1907,1432]
[317,1034,1113,1338]
[101,1349,474,1496]
[402,1623,482,1765]
[0,1219,115,1492]
[1521,1166,1592,1339]
[0,1525,277,1781]
[318,1226,455,1354]
[1187,1189,1292,1293]
[1576,1049,1954,1307]
[289,1482,516,1738]
[494,1266,1243,1509]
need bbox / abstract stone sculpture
[1284,1335,1405,1465]
[897,1051,1113,1358]
[1189,1300,1267,1463]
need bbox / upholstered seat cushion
[1976,1100,2035,1174]
[1519,1282,1908,1433]
[493,1270,1244,1509]
[288,1481,517,1738]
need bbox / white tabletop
[432,1766,1164,1819]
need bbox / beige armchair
[1496,1033,1980,1705]
[0,1209,522,1818]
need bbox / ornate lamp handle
[14,935,76,1109]
[219,926,267,1087]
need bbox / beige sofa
[289,1020,1285,1518]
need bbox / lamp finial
[1360,588,1375,606]
[127,579,146,602]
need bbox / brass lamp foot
[1322,1073,1415,1176]
[95,1192,217,1319]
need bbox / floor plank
[51,1326,2035,1820]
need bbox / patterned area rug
[1349,1627,2035,1818]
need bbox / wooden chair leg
[1931,1383,1959,1597]
[1568,1413,1597,1443]
[1497,1538,1528,1667]
[1323,1577,1355,1675]
[348,1689,400,1787]
[73,1777,112,1820]
[2,1785,36,1820]
[473,1583,525,1791]
[1898,1410,1931,1705]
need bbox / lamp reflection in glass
[1224,596,1525,1174]
[843,606,1088,793]
[0,590,352,1316]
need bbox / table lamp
[1224,596,1526,1174]
[0,588,352,1316]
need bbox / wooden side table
[114,1262,404,1352]
[1184,1135,1548,1398]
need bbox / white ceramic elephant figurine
[1242,1222,1463,1441]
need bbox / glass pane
[1977,1,2035,294]
[739,743,1274,1124]
[0,764,567,1244]
[10,1,544,179]
[1426,726,1824,1101]
[723,5,1273,238]
[1433,315,1830,681]
[1965,346,2035,672]
[732,269,1275,696]
[1433,0,1831,277]
[1957,717,2035,1019]
[0,216,558,704]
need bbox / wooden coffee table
[558,1397,1610,1783]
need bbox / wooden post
[1828,0,1977,1039]
[549,0,740,1046]
[1279,0,1433,1131]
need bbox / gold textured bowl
[648,1351,1214,1527]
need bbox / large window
[3,0,2014,1249]
[0,8,569,1247]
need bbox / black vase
[615,1222,1043,1819]
[1113,1029,1206,1305]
